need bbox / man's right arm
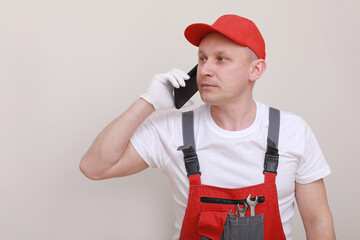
[79,68,191,180]
[80,98,154,180]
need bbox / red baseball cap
[184,14,266,59]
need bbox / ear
[249,59,266,82]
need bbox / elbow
[79,155,103,181]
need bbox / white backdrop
[1,0,359,239]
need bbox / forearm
[304,211,336,240]
[296,180,336,240]
[80,98,155,178]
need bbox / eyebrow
[198,49,229,55]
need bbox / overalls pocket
[198,195,265,240]
[198,210,229,240]
[199,211,264,240]
[221,214,263,240]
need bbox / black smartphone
[174,65,198,109]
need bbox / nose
[198,61,214,78]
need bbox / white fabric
[130,100,331,240]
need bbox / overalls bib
[178,108,286,240]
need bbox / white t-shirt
[130,100,331,240]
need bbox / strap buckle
[263,152,279,175]
[177,145,201,177]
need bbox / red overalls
[177,108,286,240]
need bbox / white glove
[141,68,193,110]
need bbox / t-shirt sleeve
[295,119,331,184]
[129,115,172,171]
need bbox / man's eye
[218,57,226,62]
[199,58,206,62]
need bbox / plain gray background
[1,0,359,239]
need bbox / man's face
[197,32,255,106]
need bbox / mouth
[200,83,217,89]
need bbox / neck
[210,98,257,131]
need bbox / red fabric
[184,14,266,60]
[179,173,286,240]
[198,211,228,240]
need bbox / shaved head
[246,47,259,63]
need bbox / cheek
[223,68,247,85]
[196,72,201,89]
[222,71,249,94]
[196,70,201,82]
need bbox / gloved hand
[141,68,193,110]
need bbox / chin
[200,93,220,105]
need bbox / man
[80,15,335,239]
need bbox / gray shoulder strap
[180,111,196,151]
[177,111,200,177]
[179,108,279,151]
[268,107,280,149]
[178,108,280,176]
[264,107,281,174]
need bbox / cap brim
[184,23,218,47]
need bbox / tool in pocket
[246,194,258,216]
[236,202,248,217]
